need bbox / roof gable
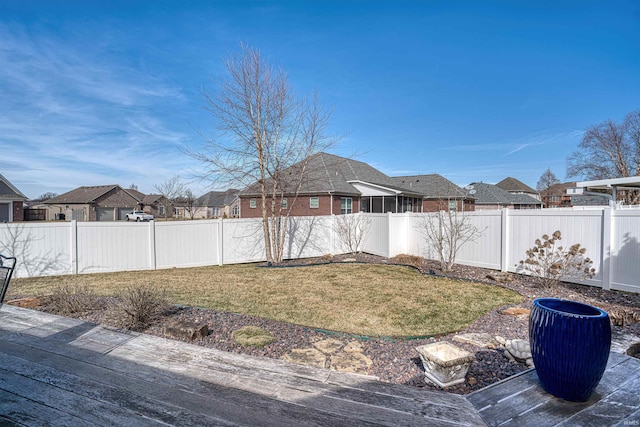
[44,185,142,204]
[0,173,27,200]
[495,177,537,194]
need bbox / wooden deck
[0,304,638,426]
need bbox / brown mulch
[20,253,640,395]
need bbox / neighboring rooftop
[495,177,538,195]
[390,174,471,199]
[468,182,542,207]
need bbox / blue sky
[1,1,639,199]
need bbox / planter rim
[533,298,608,319]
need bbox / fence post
[70,220,78,275]
[330,214,335,255]
[500,209,509,272]
[601,208,612,290]
[218,218,224,266]
[149,221,157,270]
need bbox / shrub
[48,282,98,315]
[517,230,596,288]
[110,283,170,331]
[232,326,275,347]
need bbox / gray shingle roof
[495,177,537,194]
[44,185,141,204]
[198,189,239,207]
[390,175,470,199]
[240,152,424,197]
[469,182,541,206]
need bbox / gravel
[37,254,640,395]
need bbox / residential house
[192,189,239,219]
[542,182,610,208]
[0,173,27,222]
[390,174,475,212]
[238,152,425,218]
[44,185,142,221]
[467,182,542,210]
[127,189,174,219]
[495,177,541,201]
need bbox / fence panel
[222,218,266,264]
[361,214,389,257]
[455,211,503,270]
[0,222,72,278]
[77,222,152,274]
[155,220,220,269]
[610,210,640,293]
[285,215,333,259]
[506,210,604,288]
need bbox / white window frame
[281,198,288,209]
[340,197,352,215]
[250,198,257,209]
[310,196,319,209]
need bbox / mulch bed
[23,253,640,395]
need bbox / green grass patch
[9,263,522,337]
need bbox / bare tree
[154,176,185,219]
[180,189,204,220]
[416,210,484,273]
[567,110,640,203]
[537,168,560,207]
[192,44,337,263]
[334,213,371,255]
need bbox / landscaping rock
[501,307,531,317]
[453,333,499,348]
[281,348,327,368]
[343,341,365,353]
[486,272,512,283]
[164,320,209,341]
[330,351,373,374]
[313,338,344,354]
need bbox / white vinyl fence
[1,208,639,293]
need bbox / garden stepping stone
[343,341,365,353]
[281,348,327,368]
[453,332,499,348]
[312,338,345,354]
[330,351,373,374]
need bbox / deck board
[0,305,485,426]
[2,304,639,426]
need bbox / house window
[250,198,257,208]
[159,205,165,216]
[213,207,220,217]
[340,197,352,214]
[448,200,457,211]
[310,196,319,209]
[281,198,288,209]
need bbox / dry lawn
[9,263,522,337]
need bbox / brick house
[238,153,470,218]
[542,182,609,208]
[127,189,174,219]
[0,173,27,222]
[44,185,144,221]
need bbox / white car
[125,210,154,222]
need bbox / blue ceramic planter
[529,298,611,402]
